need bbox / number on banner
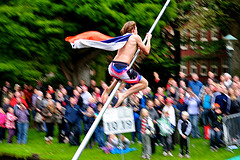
[103,107,135,134]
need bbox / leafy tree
[0,0,178,86]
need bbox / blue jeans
[17,122,29,144]
[95,126,105,147]
[189,114,201,138]
[77,119,82,136]
[210,129,223,148]
[202,109,211,126]
[131,118,142,142]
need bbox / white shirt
[163,105,176,126]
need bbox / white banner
[103,107,135,134]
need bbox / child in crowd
[140,108,155,160]
[6,107,18,144]
[157,107,174,157]
[0,108,6,143]
[177,111,192,158]
[209,104,224,151]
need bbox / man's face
[70,97,76,105]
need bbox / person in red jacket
[10,91,29,109]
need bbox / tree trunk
[60,49,101,86]
[173,28,181,77]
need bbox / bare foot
[101,87,110,103]
[114,92,125,108]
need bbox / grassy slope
[0,128,239,160]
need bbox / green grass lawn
[0,128,239,160]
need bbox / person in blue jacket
[64,96,83,145]
[188,73,203,96]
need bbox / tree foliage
[0,0,178,85]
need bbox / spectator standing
[176,93,188,118]
[177,111,192,158]
[157,108,174,157]
[2,97,11,113]
[66,81,74,97]
[206,71,219,85]
[228,88,240,114]
[163,97,176,149]
[188,73,203,96]
[146,99,159,153]
[36,80,46,97]
[152,72,164,94]
[55,102,66,143]
[83,106,95,148]
[178,71,189,87]
[6,107,18,144]
[214,85,231,115]
[140,108,155,160]
[224,73,232,89]
[31,89,38,122]
[5,81,12,92]
[1,86,9,107]
[129,94,142,144]
[185,90,201,138]
[47,85,56,101]
[56,90,67,107]
[140,87,153,109]
[35,91,45,132]
[209,105,224,151]
[89,80,97,94]
[15,98,30,144]
[65,97,83,146]
[42,100,57,144]
[0,108,6,143]
[154,87,166,100]
[162,98,176,130]
[10,91,29,109]
[23,84,32,107]
[201,87,213,128]
[81,86,92,109]
[94,103,105,148]
[80,80,88,90]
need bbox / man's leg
[101,79,118,103]
[114,77,148,107]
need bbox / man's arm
[135,34,152,55]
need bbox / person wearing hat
[162,97,176,149]
[162,97,176,128]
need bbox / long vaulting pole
[72,0,171,159]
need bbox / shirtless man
[101,21,152,107]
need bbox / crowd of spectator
[0,71,240,159]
